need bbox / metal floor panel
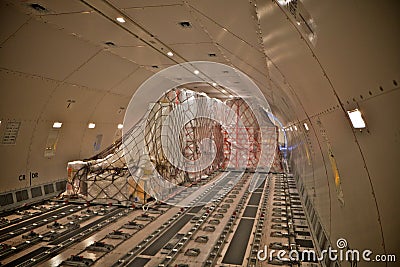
[126,257,150,267]
[222,218,255,265]
[141,214,193,256]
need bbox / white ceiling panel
[110,46,175,66]
[41,83,104,122]
[111,66,154,96]
[42,11,145,47]
[109,0,183,9]
[15,0,91,14]
[0,19,101,81]
[311,1,400,102]
[66,50,139,91]
[187,0,261,49]
[356,90,400,254]
[258,2,339,116]
[170,43,226,63]
[0,2,30,44]
[124,5,211,45]
[0,69,58,120]
[90,93,130,123]
[217,45,269,88]
[197,17,267,74]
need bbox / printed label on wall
[316,119,345,206]
[94,134,103,152]
[44,129,60,158]
[2,121,21,145]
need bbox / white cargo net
[65,61,278,207]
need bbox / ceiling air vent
[105,41,116,47]
[30,3,47,12]
[179,21,192,28]
[208,53,217,57]
[152,65,159,69]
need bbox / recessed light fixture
[52,122,63,129]
[194,70,200,75]
[293,125,297,131]
[277,0,287,5]
[221,89,226,93]
[229,95,234,98]
[116,17,126,23]
[88,123,96,129]
[167,51,174,57]
[296,21,301,26]
[212,82,217,87]
[303,122,309,131]
[347,109,366,128]
[117,124,123,129]
[289,126,293,131]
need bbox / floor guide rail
[112,171,243,267]
[0,204,81,241]
[1,207,126,267]
[0,172,319,267]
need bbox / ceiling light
[347,109,366,128]
[52,122,63,128]
[303,122,309,131]
[212,82,217,87]
[277,0,293,5]
[194,70,200,75]
[293,125,297,131]
[116,17,125,23]
[229,95,234,98]
[296,21,301,25]
[167,51,174,57]
[117,124,123,129]
[289,126,293,131]
[88,123,96,129]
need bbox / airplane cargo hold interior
[0,0,399,267]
